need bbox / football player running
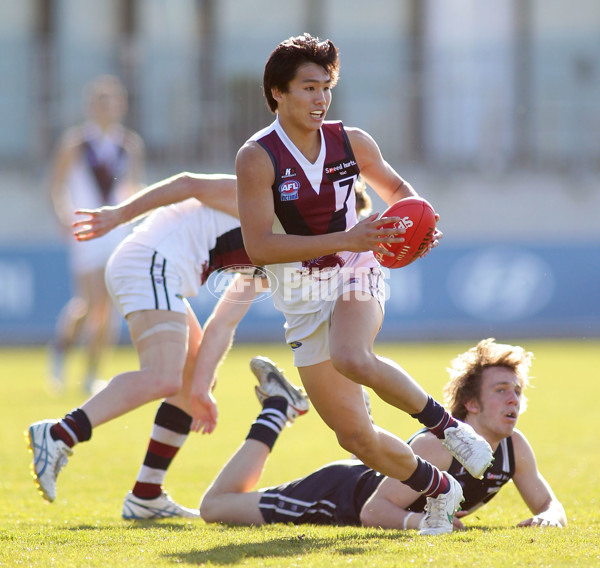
[235,32,493,534]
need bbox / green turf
[1,340,599,567]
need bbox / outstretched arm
[512,430,567,527]
[189,274,268,433]
[346,127,417,207]
[73,172,238,241]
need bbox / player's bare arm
[235,141,403,265]
[346,127,417,206]
[360,476,421,529]
[73,173,238,241]
[346,127,443,252]
[189,274,266,433]
[511,430,567,527]
[48,129,82,231]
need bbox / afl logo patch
[279,180,300,201]
[290,341,303,349]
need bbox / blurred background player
[27,173,267,518]
[48,75,145,394]
[200,340,566,535]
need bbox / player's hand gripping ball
[374,197,436,269]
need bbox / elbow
[244,244,269,267]
[176,172,194,194]
[239,226,278,266]
[247,253,267,267]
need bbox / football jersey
[250,117,379,314]
[65,123,132,274]
[124,198,252,298]
[406,430,516,514]
[67,122,131,211]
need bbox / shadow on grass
[63,522,500,538]
[161,530,419,565]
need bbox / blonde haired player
[200,340,566,534]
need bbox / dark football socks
[50,408,92,448]
[411,395,459,439]
[246,396,288,451]
[403,456,450,498]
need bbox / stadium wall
[1,242,598,345]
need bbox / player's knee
[137,342,187,397]
[335,423,375,459]
[66,296,89,319]
[156,374,184,398]
[330,349,376,384]
[87,307,110,330]
[143,369,184,399]
[198,498,212,521]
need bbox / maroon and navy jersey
[82,135,128,204]
[406,430,516,514]
[249,118,379,314]
[254,119,360,238]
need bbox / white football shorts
[284,265,386,367]
[105,241,188,317]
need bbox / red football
[374,197,436,269]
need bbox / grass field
[2,340,599,567]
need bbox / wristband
[403,511,415,530]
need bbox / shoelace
[422,493,450,527]
[449,428,476,458]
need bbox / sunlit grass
[1,340,599,567]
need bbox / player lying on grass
[200,340,566,535]
[27,172,269,518]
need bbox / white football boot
[122,491,200,520]
[442,421,494,479]
[26,420,73,502]
[420,474,464,536]
[250,356,309,424]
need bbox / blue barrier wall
[0,243,598,344]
